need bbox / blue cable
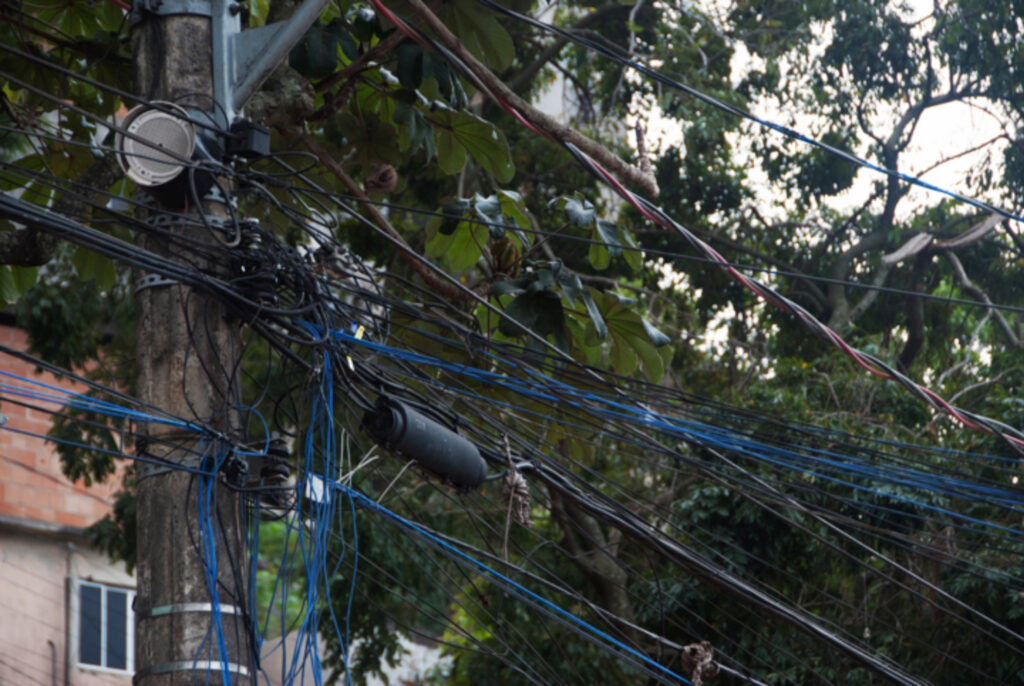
[475,0,1024,225]
[0,373,194,428]
[329,332,1024,535]
[0,421,216,476]
[197,444,233,685]
[325,479,692,685]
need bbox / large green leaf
[434,128,467,175]
[393,104,435,159]
[560,197,595,227]
[588,241,611,270]
[439,0,515,72]
[497,190,532,248]
[595,219,623,258]
[0,267,18,304]
[447,221,487,271]
[11,266,39,295]
[472,194,505,239]
[581,290,608,340]
[425,225,456,256]
[431,110,514,182]
[499,290,565,344]
[599,292,671,381]
[438,198,471,235]
[289,21,340,79]
[621,229,642,273]
[396,42,425,90]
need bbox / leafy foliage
[5,0,1024,683]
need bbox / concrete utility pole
[131,7,252,685]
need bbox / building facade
[0,322,324,686]
[0,322,133,686]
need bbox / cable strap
[135,602,243,619]
[134,660,250,683]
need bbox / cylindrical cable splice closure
[363,396,486,490]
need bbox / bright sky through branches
[619,0,1008,223]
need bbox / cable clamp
[130,0,213,27]
[134,660,250,684]
[134,274,179,294]
[202,185,238,208]
[141,212,202,229]
[135,453,203,481]
[136,602,243,620]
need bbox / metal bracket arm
[211,0,330,123]
[133,0,329,133]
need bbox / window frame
[70,578,136,675]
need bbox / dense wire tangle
[358,0,1024,461]
[334,329,1024,642]
[4,40,1024,458]
[241,172,1024,318]
[471,0,1024,225]
[2,15,1024,685]
[2,182,1015,683]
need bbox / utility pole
[128,2,328,682]
[130,6,251,685]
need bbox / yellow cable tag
[347,325,366,371]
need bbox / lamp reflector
[116,102,196,187]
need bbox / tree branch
[506,3,627,94]
[401,0,659,198]
[826,228,890,330]
[897,256,928,371]
[314,31,406,97]
[301,132,482,302]
[549,487,639,645]
[845,262,892,329]
[692,223,828,313]
[944,250,1020,347]
[0,154,122,266]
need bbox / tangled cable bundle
[0,2,1023,684]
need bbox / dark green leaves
[394,44,467,109]
[289,20,357,79]
[499,289,564,339]
[596,292,672,381]
[394,103,436,159]
[349,5,380,43]
[396,42,425,90]
[641,317,672,347]
[0,266,38,305]
[590,219,623,270]
[489,278,669,378]
[15,277,104,369]
[563,197,596,227]
[490,261,608,355]
[432,109,515,183]
[428,193,531,270]
[552,196,641,272]
[437,0,515,72]
[73,248,117,292]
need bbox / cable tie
[133,660,250,683]
[134,273,180,294]
[136,602,243,619]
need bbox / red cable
[363,0,1024,453]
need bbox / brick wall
[0,324,120,528]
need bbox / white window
[73,579,135,673]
